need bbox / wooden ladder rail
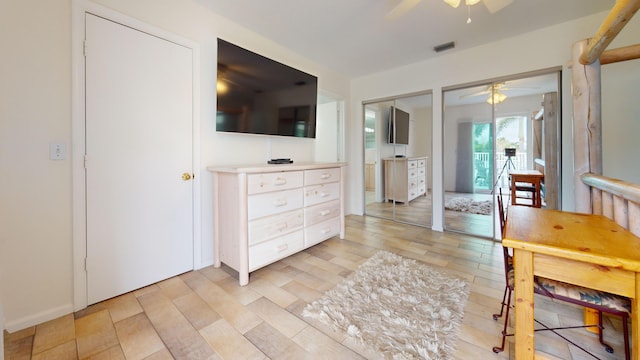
[580,173,640,341]
[581,173,640,237]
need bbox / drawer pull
[276,244,288,252]
[320,173,332,179]
[273,199,288,207]
[320,227,332,234]
[277,222,288,231]
[319,210,331,216]
[273,177,287,185]
[320,192,331,198]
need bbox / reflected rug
[445,196,492,215]
[302,251,470,359]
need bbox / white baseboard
[196,258,214,270]
[4,303,74,333]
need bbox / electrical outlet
[50,143,66,160]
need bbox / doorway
[73,9,199,307]
[316,92,345,162]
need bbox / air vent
[433,41,455,53]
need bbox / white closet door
[85,13,194,304]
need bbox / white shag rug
[444,197,492,215]
[302,251,470,360]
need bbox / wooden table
[503,206,640,359]
[509,170,544,207]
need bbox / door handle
[181,173,192,181]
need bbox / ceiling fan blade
[460,89,491,99]
[482,0,513,14]
[385,0,422,20]
[501,86,540,91]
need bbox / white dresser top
[382,156,427,161]
[207,161,347,174]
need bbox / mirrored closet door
[363,92,433,228]
[442,71,561,239]
[443,84,495,237]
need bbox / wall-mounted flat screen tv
[388,106,410,145]
[216,39,318,138]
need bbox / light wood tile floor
[4,215,629,359]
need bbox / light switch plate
[50,143,66,160]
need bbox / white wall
[602,59,640,182]
[0,0,349,332]
[348,11,640,231]
[315,101,340,162]
[412,106,433,167]
[1,291,4,359]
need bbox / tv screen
[216,39,318,138]
[388,107,410,145]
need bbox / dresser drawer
[247,171,303,195]
[304,218,340,248]
[304,200,339,227]
[418,167,426,177]
[408,168,418,179]
[408,160,417,169]
[304,182,340,207]
[248,188,303,220]
[249,230,304,271]
[304,167,340,186]
[248,209,304,245]
[417,158,426,167]
[408,186,420,200]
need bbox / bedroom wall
[0,0,349,332]
[348,10,640,231]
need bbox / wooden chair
[492,190,631,359]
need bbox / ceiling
[199,0,614,78]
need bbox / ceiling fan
[387,0,514,21]
[459,81,536,104]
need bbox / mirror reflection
[443,72,561,239]
[364,93,433,227]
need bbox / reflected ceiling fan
[387,0,514,22]
[460,82,537,104]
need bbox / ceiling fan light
[487,92,507,105]
[216,79,228,94]
[465,0,482,5]
[443,0,461,8]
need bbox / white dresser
[208,162,346,285]
[383,157,427,203]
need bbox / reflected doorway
[363,92,433,228]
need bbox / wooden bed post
[572,0,640,341]
[571,39,602,213]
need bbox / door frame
[71,0,201,311]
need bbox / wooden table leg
[513,248,535,359]
[633,274,640,359]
